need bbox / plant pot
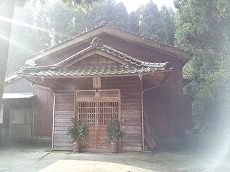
[111,142,118,153]
[73,141,81,153]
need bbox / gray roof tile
[21,66,161,77]
[19,38,170,77]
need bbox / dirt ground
[0,133,230,172]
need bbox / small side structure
[1,74,53,143]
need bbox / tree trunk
[0,0,16,105]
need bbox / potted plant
[67,118,86,153]
[106,120,122,153]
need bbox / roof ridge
[26,23,190,64]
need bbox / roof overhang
[25,24,191,66]
[4,73,20,83]
[20,69,172,90]
[143,70,172,86]
[20,38,173,89]
[2,92,35,99]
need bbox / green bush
[106,120,122,143]
[66,118,86,143]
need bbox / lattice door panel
[77,101,119,124]
[76,102,119,148]
[76,90,120,149]
[98,102,119,125]
[77,102,97,125]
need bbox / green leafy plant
[106,120,122,143]
[67,118,86,142]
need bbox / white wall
[10,109,33,140]
[0,104,3,124]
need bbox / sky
[115,0,174,13]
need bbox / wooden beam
[93,76,101,89]
[139,73,145,151]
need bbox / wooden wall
[102,77,142,151]
[53,90,75,150]
[53,76,142,151]
[143,61,186,139]
[183,95,193,129]
[33,86,53,138]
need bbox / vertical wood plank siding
[102,77,142,151]
[143,62,186,139]
[33,87,53,137]
[53,90,75,150]
[54,76,142,151]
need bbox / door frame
[75,89,121,149]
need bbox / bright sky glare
[115,0,174,13]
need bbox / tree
[129,11,140,34]
[0,0,16,105]
[0,0,101,105]
[6,0,131,75]
[159,6,175,45]
[138,1,175,45]
[7,4,43,74]
[174,0,230,130]
[86,0,129,30]
[139,1,161,41]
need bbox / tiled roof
[25,22,108,61]
[3,92,35,99]
[21,66,162,77]
[26,22,191,65]
[50,37,168,70]
[19,37,170,77]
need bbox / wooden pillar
[51,92,56,150]
[139,73,144,151]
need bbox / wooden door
[76,90,120,149]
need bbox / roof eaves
[104,25,191,60]
[4,73,20,83]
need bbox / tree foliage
[0,0,101,105]
[137,1,175,45]
[7,0,176,75]
[175,0,230,129]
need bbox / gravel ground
[0,134,230,172]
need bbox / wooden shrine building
[18,24,192,151]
